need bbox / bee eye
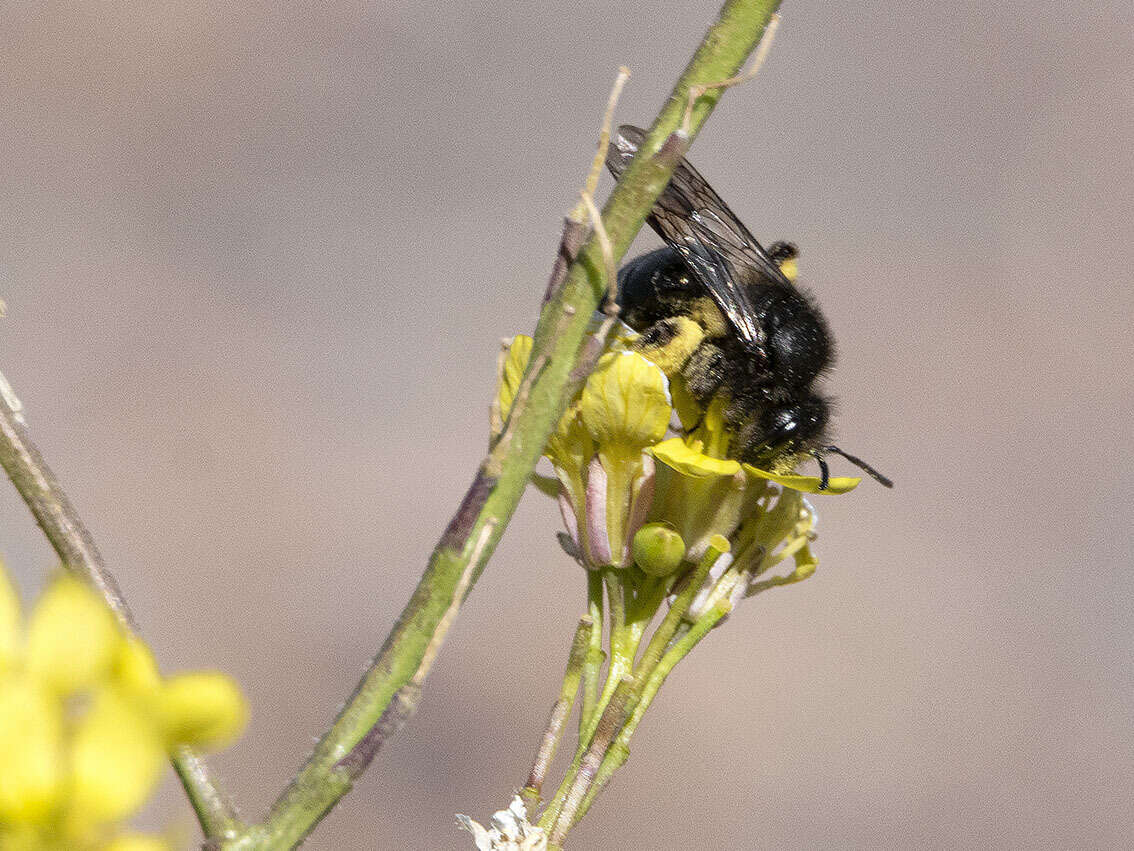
[766,407,800,439]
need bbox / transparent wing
[606,125,792,351]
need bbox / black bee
[606,125,891,489]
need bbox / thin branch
[0,372,242,840]
[682,12,782,133]
[547,676,636,849]
[572,598,734,830]
[0,373,134,630]
[522,616,595,812]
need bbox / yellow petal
[0,673,65,823]
[26,576,122,694]
[667,375,703,433]
[103,834,173,851]
[545,404,593,480]
[494,334,533,426]
[158,672,248,751]
[742,464,860,494]
[69,686,165,823]
[650,438,740,478]
[0,558,21,672]
[579,352,671,451]
[791,541,819,581]
[114,637,163,698]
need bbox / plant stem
[522,616,595,812]
[571,599,733,829]
[0,377,242,841]
[540,541,732,833]
[579,571,605,730]
[540,568,638,829]
[636,537,729,680]
[547,676,636,849]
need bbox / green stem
[542,541,731,836]
[636,537,730,681]
[579,571,605,731]
[571,599,733,829]
[601,569,630,691]
[522,617,595,813]
[0,377,242,841]
[541,571,631,829]
[541,545,726,829]
[547,676,637,848]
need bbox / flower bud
[159,671,249,750]
[632,523,687,577]
[26,576,121,695]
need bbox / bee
[606,125,892,489]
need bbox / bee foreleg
[683,340,730,403]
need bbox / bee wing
[607,125,792,352]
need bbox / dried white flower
[456,795,548,851]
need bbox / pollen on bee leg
[635,315,704,376]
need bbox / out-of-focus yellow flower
[0,565,20,672]
[69,686,166,824]
[103,835,173,851]
[0,566,247,849]
[0,673,64,823]
[114,637,163,697]
[158,671,248,751]
[25,573,120,695]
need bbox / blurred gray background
[2,1,1132,848]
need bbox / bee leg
[682,340,729,403]
[634,316,706,378]
[810,450,830,491]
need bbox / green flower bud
[632,523,687,577]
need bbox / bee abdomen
[750,285,833,388]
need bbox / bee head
[737,395,829,470]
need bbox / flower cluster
[484,325,865,846]
[495,326,859,606]
[0,563,248,850]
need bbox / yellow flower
[578,351,671,454]
[491,334,534,440]
[69,685,166,824]
[157,671,248,751]
[25,574,121,695]
[492,325,860,598]
[0,565,247,849]
[0,564,20,673]
[103,835,173,851]
[0,673,64,823]
[576,352,671,566]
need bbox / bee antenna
[822,445,894,488]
